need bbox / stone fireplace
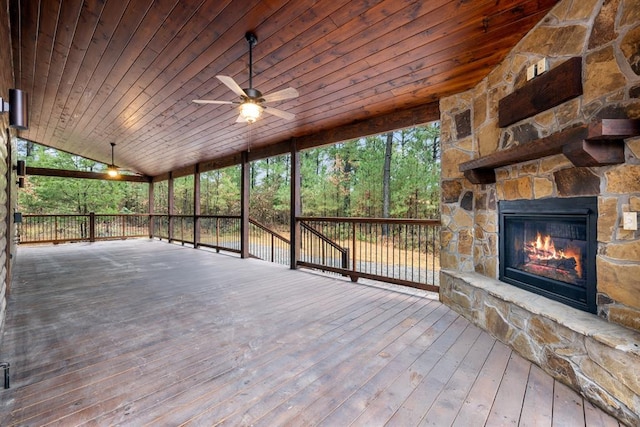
[437,0,640,425]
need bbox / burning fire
[527,232,582,278]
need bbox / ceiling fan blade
[216,75,248,98]
[263,106,295,120]
[261,87,299,103]
[193,99,234,104]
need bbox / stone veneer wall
[440,0,640,332]
[438,0,640,424]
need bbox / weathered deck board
[0,240,619,426]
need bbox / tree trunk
[382,132,393,236]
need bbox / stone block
[621,25,640,76]
[584,46,628,104]
[440,252,459,270]
[621,0,640,27]
[597,197,618,242]
[597,256,640,308]
[603,240,640,262]
[452,208,474,229]
[477,122,500,157]
[475,192,488,210]
[534,177,554,198]
[455,109,472,139]
[499,177,533,200]
[556,98,581,126]
[534,109,556,129]
[442,180,463,203]
[585,339,640,396]
[518,25,589,56]
[588,0,619,49]
[558,0,600,21]
[626,139,640,159]
[473,92,487,129]
[484,257,497,279]
[605,164,640,193]
[449,288,473,311]
[554,167,600,196]
[607,305,640,331]
[511,331,540,363]
[460,191,473,211]
[485,303,514,343]
[458,229,473,256]
[579,358,638,414]
[441,148,473,179]
[441,230,454,250]
[511,123,540,145]
[529,316,562,346]
[539,154,573,174]
[544,348,580,389]
[519,162,538,175]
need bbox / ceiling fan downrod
[245,32,258,90]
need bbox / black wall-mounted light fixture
[16,159,26,176]
[0,89,28,129]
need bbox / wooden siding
[0,240,620,426]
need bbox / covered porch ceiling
[10,0,559,178]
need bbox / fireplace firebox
[499,197,597,313]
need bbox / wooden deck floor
[0,240,620,426]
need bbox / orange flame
[529,232,582,278]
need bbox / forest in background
[18,123,440,226]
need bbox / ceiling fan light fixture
[107,142,119,177]
[240,101,262,123]
[107,165,119,177]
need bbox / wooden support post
[89,212,96,242]
[168,172,174,242]
[240,151,250,259]
[193,164,201,248]
[290,140,301,269]
[148,181,155,238]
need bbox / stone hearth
[441,270,639,427]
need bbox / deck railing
[18,213,150,244]
[18,213,440,291]
[249,219,290,265]
[298,217,440,292]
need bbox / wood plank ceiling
[9,0,559,178]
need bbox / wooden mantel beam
[459,119,640,184]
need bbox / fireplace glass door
[499,197,597,313]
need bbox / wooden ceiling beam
[152,101,439,180]
[26,167,151,183]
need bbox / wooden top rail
[249,218,290,244]
[459,119,640,184]
[300,222,348,256]
[297,216,441,225]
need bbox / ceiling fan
[193,32,299,124]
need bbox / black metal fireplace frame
[499,197,597,313]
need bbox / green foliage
[200,167,241,215]
[18,142,147,214]
[18,123,441,222]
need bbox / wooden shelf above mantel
[459,119,640,184]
